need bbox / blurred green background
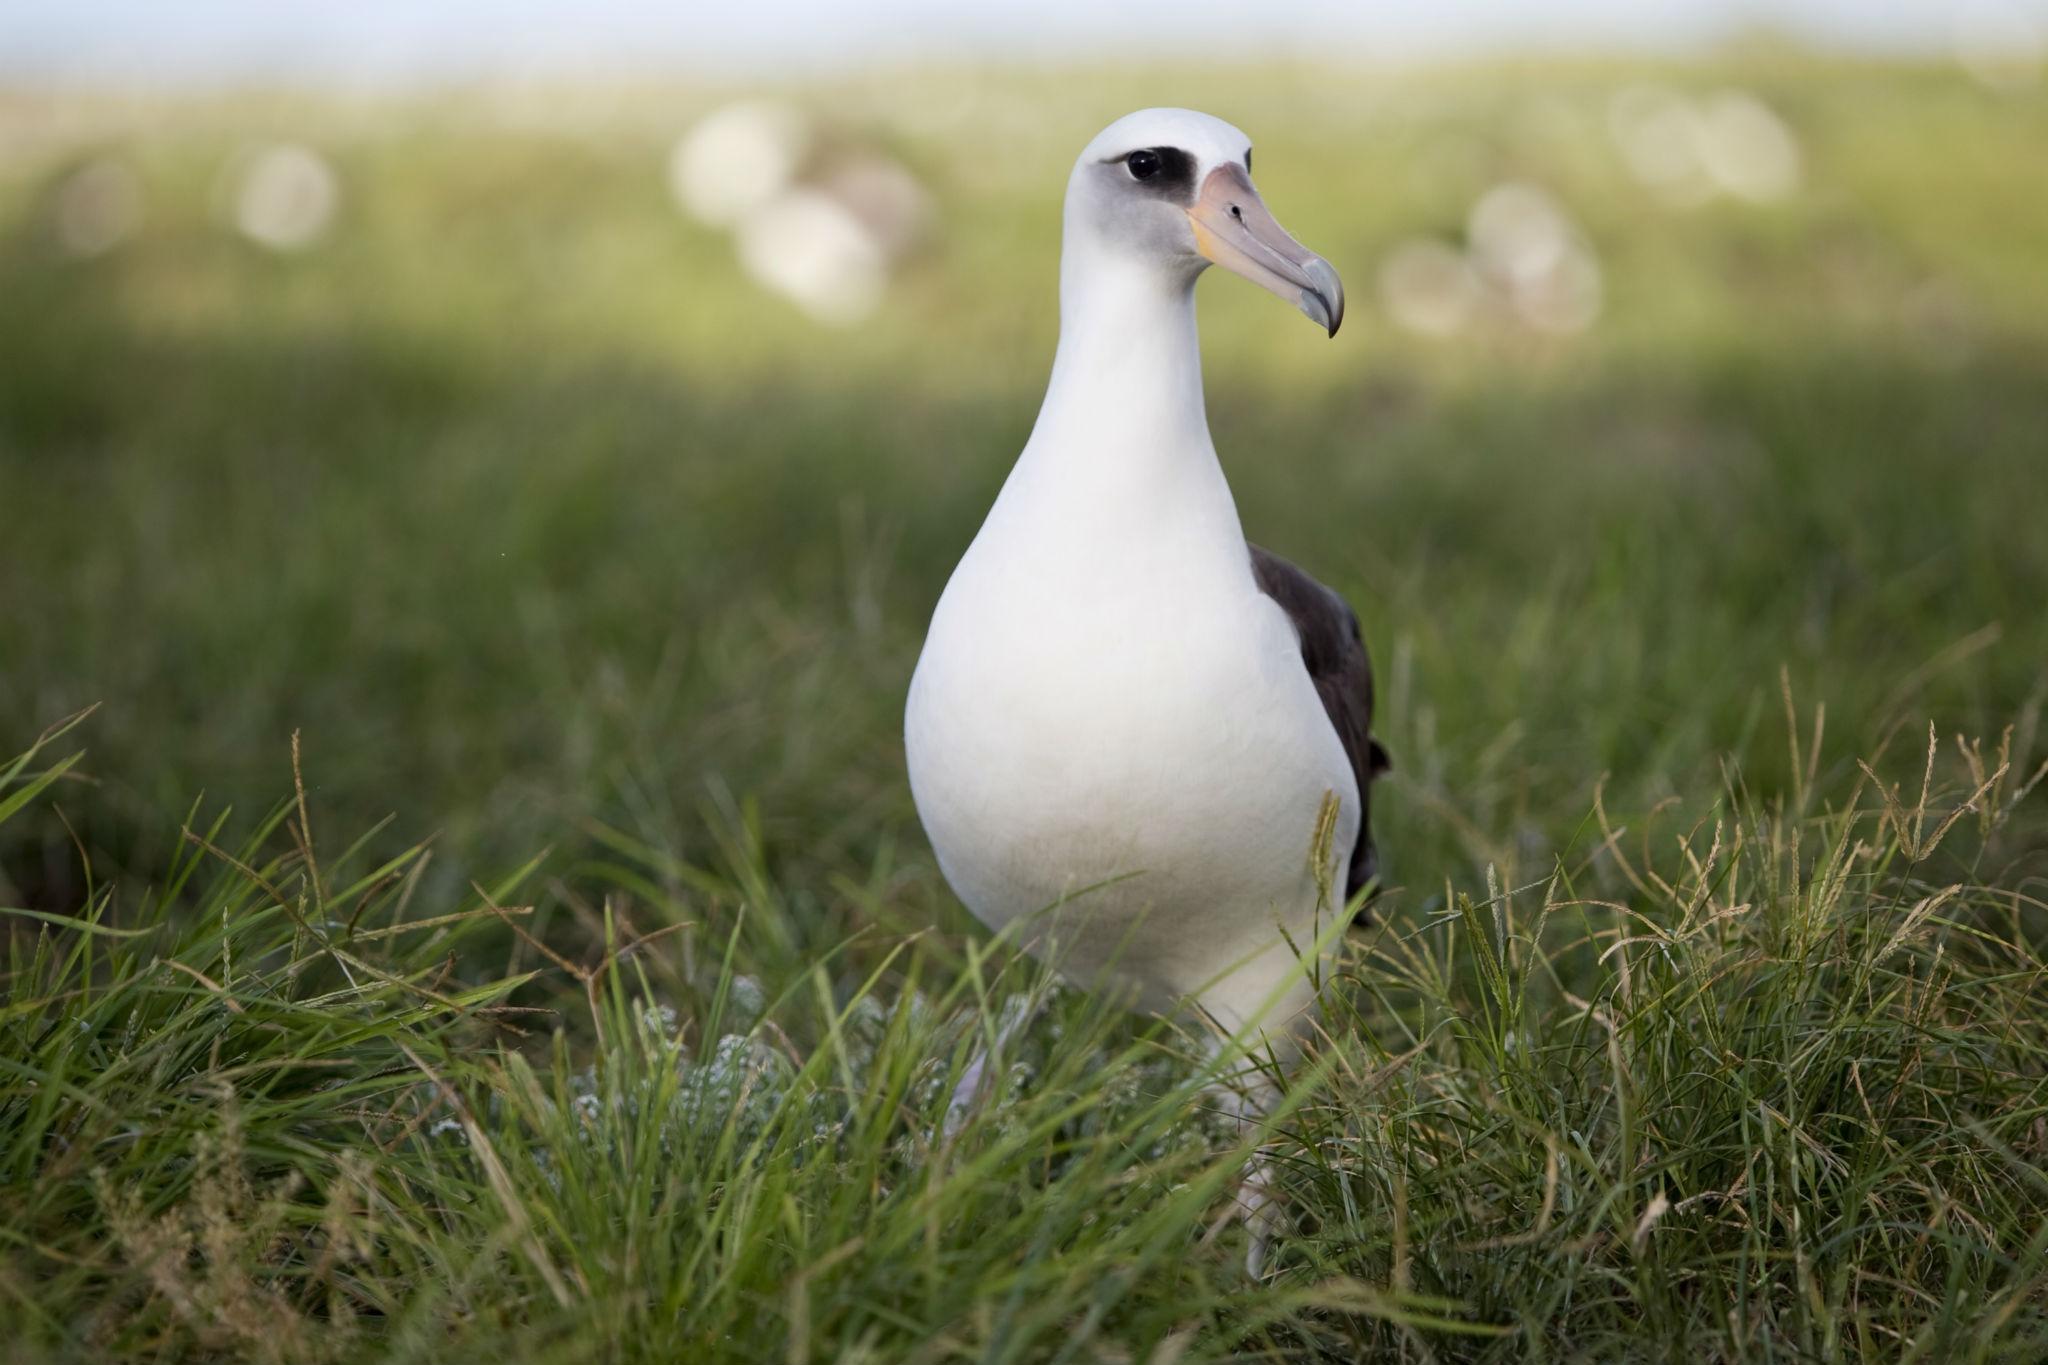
[4,48,2045,922]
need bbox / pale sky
[4,0,2043,86]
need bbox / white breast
[905,442,1358,1027]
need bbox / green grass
[3,50,2048,1361]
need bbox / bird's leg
[1238,1148,1286,1280]
[1203,1043,1290,1277]
[942,992,1040,1139]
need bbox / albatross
[905,108,1388,1261]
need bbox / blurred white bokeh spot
[1696,91,1801,203]
[1609,85,1802,206]
[1467,181,1603,334]
[816,154,932,260]
[53,157,143,257]
[1607,85,1715,206]
[736,188,888,326]
[677,101,934,326]
[670,99,810,228]
[230,143,339,251]
[1378,238,1479,336]
[1953,0,2045,91]
[1514,241,1604,334]
[1468,182,1571,287]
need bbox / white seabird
[905,109,1389,1257]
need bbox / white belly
[905,537,1358,1026]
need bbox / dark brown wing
[1249,544,1390,916]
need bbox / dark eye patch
[1105,145,1196,203]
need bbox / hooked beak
[1187,163,1344,337]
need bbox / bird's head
[1064,107,1343,336]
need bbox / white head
[1064,108,1344,336]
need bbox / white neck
[1024,241,1212,464]
[983,233,1248,588]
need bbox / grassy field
[3,51,2048,1361]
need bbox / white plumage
[907,109,1368,1051]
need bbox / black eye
[1244,149,1253,174]
[1125,149,1162,180]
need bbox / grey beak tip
[1300,258,1345,338]
[1299,287,1343,337]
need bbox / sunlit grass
[5,694,2045,1361]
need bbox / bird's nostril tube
[1230,205,1243,221]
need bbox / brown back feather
[1248,544,1389,917]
